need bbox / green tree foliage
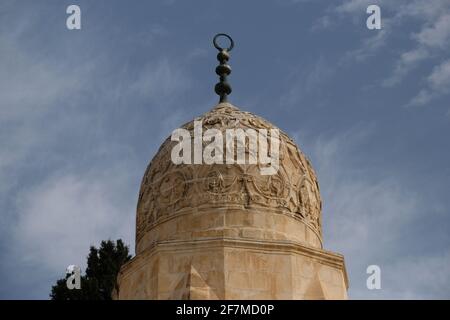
[50,239,131,300]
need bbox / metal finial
[213,33,234,103]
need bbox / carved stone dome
[136,102,323,254]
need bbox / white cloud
[0,29,91,199]
[384,11,450,87]
[0,5,191,298]
[129,58,190,102]
[408,59,450,106]
[0,13,187,188]
[342,24,390,63]
[428,59,450,89]
[398,0,450,21]
[13,169,136,275]
[382,48,429,87]
[311,15,334,31]
[408,89,434,107]
[311,1,392,63]
[280,56,335,106]
[389,3,450,96]
[335,0,382,15]
[414,14,450,49]
[293,125,450,298]
[380,251,450,299]
[317,0,450,108]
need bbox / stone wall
[115,238,348,300]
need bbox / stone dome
[135,102,323,254]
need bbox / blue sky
[1,0,450,299]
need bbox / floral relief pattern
[136,103,322,242]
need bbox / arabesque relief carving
[136,103,322,243]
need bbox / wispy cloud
[335,0,383,15]
[309,0,393,64]
[408,59,450,106]
[292,125,450,298]
[384,11,450,87]
[280,56,335,107]
[0,4,192,298]
[13,169,136,273]
[382,48,429,87]
[342,24,390,63]
[129,58,190,102]
[314,0,450,107]
[1,0,449,300]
